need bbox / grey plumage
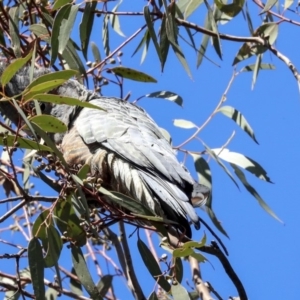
[0,62,210,237]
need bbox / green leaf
[29,94,105,111]
[217,105,258,143]
[9,6,21,58]
[231,164,282,222]
[91,41,102,63]
[54,197,87,247]
[137,238,171,292]
[284,0,294,9]
[241,63,275,72]
[197,13,210,68]
[80,1,97,60]
[24,79,67,101]
[212,148,272,182]
[0,52,32,86]
[45,288,59,300]
[159,16,170,71]
[110,67,157,83]
[252,53,262,90]
[205,0,222,60]
[191,154,212,190]
[24,70,77,93]
[97,275,113,297]
[190,252,207,263]
[148,291,159,300]
[52,0,72,10]
[58,5,79,55]
[206,206,229,237]
[110,0,126,37]
[77,164,90,180]
[173,247,194,257]
[71,245,103,299]
[26,115,67,133]
[171,282,190,300]
[103,15,110,57]
[0,135,52,151]
[214,0,245,17]
[143,6,162,63]
[172,257,183,283]
[28,237,46,300]
[260,0,278,13]
[145,91,183,106]
[51,4,72,65]
[232,42,254,65]
[165,1,192,77]
[43,225,63,268]
[173,119,197,129]
[62,39,87,76]
[203,141,239,188]
[70,268,83,296]
[29,24,50,42]
[254,22,278,45]
[184,0,204,18]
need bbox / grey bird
[0,62,210,237]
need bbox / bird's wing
[75,98,194,188]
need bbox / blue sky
[1,1,300,299]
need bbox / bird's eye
[40,103,46,111]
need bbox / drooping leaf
[71,245,103,299]
[110,0,126,37]
[159,15,170,71]
[205,0,222,60]
[80,1,97,60]
[217,105,258,143]
[197,13,211,68]
[231,164,282,222]
[97,275,113,297]
[91,41,102,63]
[260,0,278,14]
[58,5,79,55]
[203,142,239,188]
[54,197,87,247]
[63,39,87,77]
[191,154,212,190]
[145,91,183,106]
[51,4,72,65]
[43,225,63,268]
[184,0,204,18]
[28,238,46,300]
[212,148,272,182]
[103,15,110,56]
[171,257,183,283]
[137,238,171,292]
[70,268,83,296]
[110,66,157,83]
[144,6,162,63]
[252,53,262,89]
[9,6,21,57]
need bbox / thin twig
[118,222,146,300]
